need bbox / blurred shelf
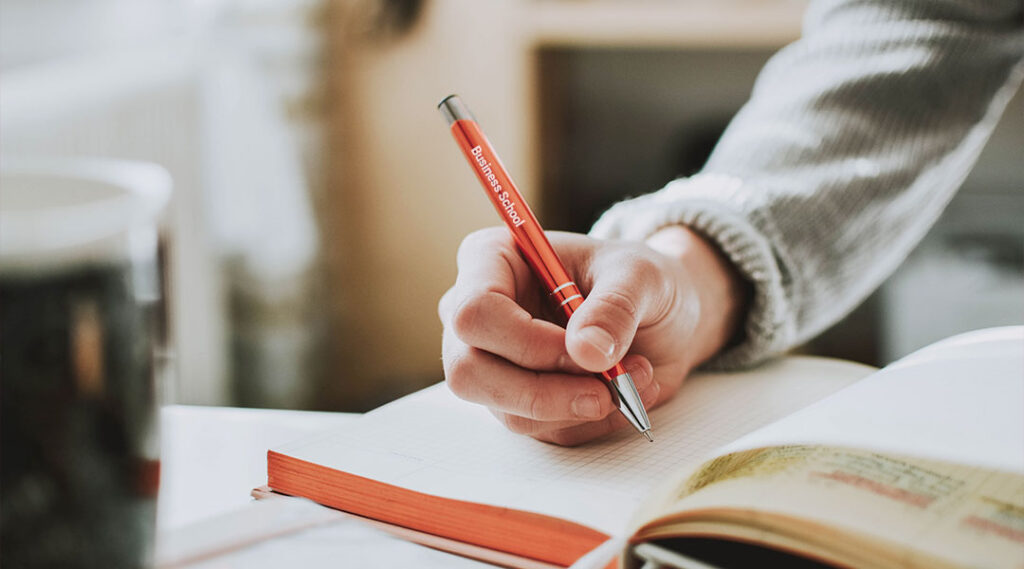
[529,0,806,49]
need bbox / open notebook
[266,327,1024,568]
[266,356,872,566]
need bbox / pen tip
[642,430,654,443]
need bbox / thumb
[564,258,665,372]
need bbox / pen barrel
[448,118,572,294]
[442,97,633,389]
[599,362,629,383]
[550,282,583,321]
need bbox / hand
[438,225,749,446]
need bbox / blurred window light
[1,0,330,409]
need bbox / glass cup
[0,157,171,568]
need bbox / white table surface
[157,404,354,531]
[155,405,492,568]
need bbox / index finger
[444,228,578,372]
[453,227,534,300]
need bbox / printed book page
[642,445,1024,569]
[272,356,872,536]
[716,327,1024,474]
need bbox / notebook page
[719,327,1024,473]
[274,356,872,535]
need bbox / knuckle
[512,330,548,369]
[627,254,662,284]
[593,289,638,325]
[499,413,538,436]
[444,354,477,397]
[512,344,534,368]
[438,287,456,322]
[450,294,488,339]
[545,429,584,447]
[520,382,549,421]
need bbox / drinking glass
[0,157,171,568]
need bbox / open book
[265,328,1024,569]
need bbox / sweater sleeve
[590,0,1024,368]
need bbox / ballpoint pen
[438,94,654,442]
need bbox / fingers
[449,291,579,372]
[440,228,680,446]
[452,227,530,300]
[493,357,662,446]
[444,331,661,444]
[443,327,619,422]
[534,415,630,447]
[565,254,672,373]
[440,228,580,372]
[495,410,623,445]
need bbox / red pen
[439,94,653,442]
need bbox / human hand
[438,225,748,445]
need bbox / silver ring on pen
[550,282,576,295]
[558,294,583,307]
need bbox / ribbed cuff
[589,174,794,369]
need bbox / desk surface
[156,405,490,568]
[158,404,354,531]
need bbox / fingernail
[578,326,616,358]
[571,393,602,419]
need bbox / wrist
[645,225,751,365]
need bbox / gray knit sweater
[590,0,1024,368]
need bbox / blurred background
[3,0,1021,412]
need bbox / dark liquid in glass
[1,261,160,568]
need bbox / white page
[719,327,1024,474]
[273,356,872,535]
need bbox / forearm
[593,0,1024,367]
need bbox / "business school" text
[471,145,525,227]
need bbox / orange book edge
[250,487,565,569]
[267,450,610,567]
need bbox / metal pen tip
[642,430,654,443]
[608,372,653,442]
